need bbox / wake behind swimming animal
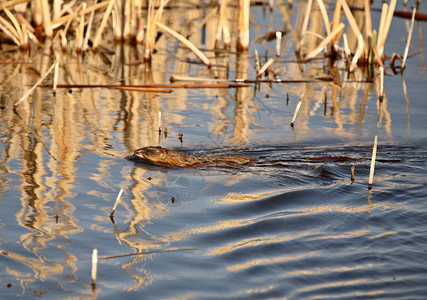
[128,146,255,168]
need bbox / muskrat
[128,146,255,168]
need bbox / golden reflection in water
[0,1,416,294]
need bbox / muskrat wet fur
[129,146,255,168]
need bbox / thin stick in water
[257,58,274,77]
[379,66,384,101]
[91,248,98,286]
[368,135,378,190]
[110,188,124,218]
[290,93,304,127]
[15,56,60,106]
[351,163,355,183]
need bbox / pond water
[1,1,427,298]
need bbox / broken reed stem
[158,111,162,132]
[110,188,124,217]
[330,0,342,49]
[155,21,212,68]
[92,0,115,51]
[257,58,274,77]
[290,93,304,127]
[275,31,282,56]
[402,6,416,70]
[51,1,109,29]
[91,248,98,286]
[368,135,378,190]
[302,23,345,62]
[379,66,384,101]
[236,0,250,51]
[15,56,59,106]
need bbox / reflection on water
[1,1,427,298]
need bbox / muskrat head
[133,146,169,164]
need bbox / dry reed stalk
[297,0,313,53]
[15,13,35,33]
[290,93,304,127]
[3,6,23,39]
[32,0,42,28]
[341,0,367,54]
[368,135,378,189]
[15,56,59,106]
[275,31,282,56]
[53,0,62,20]
[215,0,230,49]
[378,0,397,55]
[123,0,131,40]
[170,75,228,82]
[136,18,145,43]
[111,3,122,40]
[315,0,331,36]
[0,16,20,46]
[377,2,388,51]
[301,23,345,62]
[343,33,351,59]
[402,6,416,70]
[364,0,372,39]
[51,1,109,29]
[330,0,342,49]
[82,0,97,51]
[76,2,86,53]
[257,58,274,77]
[349,34,364,72]
[41,0,53,37]
[110,188,124,217]
[144,0,169,61]
[53,56,60,94]
[92,0,115,51]
[236,0,250,51]
[155,21,212,68]
[91,248,98,286]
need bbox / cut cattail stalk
[402,6,416,70]
[236,0,250,52]
[275,31,282,56]
[15,57,59,106]
[110,188,124,218]
[368,136,378,190]
[290,93,304,127]
[91,248,98,286]
[330,0,342,49]
[92,0,115,51]
[364,0,372,39]
[301,23,345,62]
[350,163,355,182]
[379,66,384,101]
[343,33,351,60]
[257,58,274,77]
[155,21,212,68]
[41,0,53,37]
[158,111,162,133]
